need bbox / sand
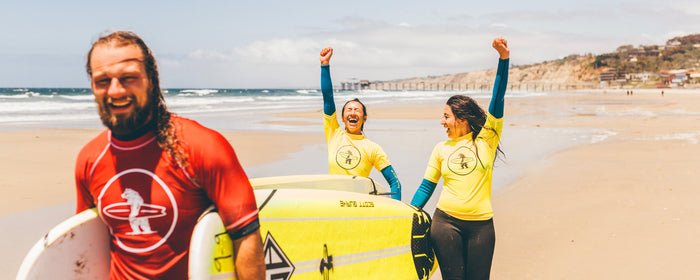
[2,88,699,279]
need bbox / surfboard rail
[250,174,389,196]
[16,208,110,280]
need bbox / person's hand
[320,47,333,65]
[492,37,509,59]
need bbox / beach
[2,89,699,279]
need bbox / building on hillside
[626,72,654,82]
[688,71,700,84]
[600,68,628,83]
[600,69,618,82]
[665,40,682,50]
[628,49,659,57]
[659,69,691,87]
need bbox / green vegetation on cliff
[592,34,700,73]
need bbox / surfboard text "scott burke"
[339,200,375,208]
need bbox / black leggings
[431,208,495,280]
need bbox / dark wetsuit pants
[431,208,495,280]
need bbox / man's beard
[98,95,155,136]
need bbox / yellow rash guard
[423,113,503,220]
[324,112,391,177]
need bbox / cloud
[334,16,388,29]
[160,3,700,88]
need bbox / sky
[1,0,700,89]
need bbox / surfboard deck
[16,208,111,280]
[189,188,435,280]
[251,174,389,195]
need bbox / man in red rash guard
[75,31,264,279]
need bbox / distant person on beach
[75,31,264,279]
[319,46,402,200]
[410,37,510,280]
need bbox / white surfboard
[250,174,389,195]
[16,208,111,280]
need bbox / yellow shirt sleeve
[369,143,391,172]
[479,113,503,150]
[423,142,443,183]
[324,112,341,143]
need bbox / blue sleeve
[488,58,509,118]
[380,165,402,200]
[410,179,438,208]
[321,65,335,116]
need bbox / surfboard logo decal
[447,146,477,176]
[264,232,294,280]
[319,244,334,280]
[335,145,361,170]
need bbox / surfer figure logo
[336,145,361,170]
[122,188,156,235]
[103,187,168,237]
[319,244,333,280]
[447,146,477,176]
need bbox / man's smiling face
[89,44,153,135]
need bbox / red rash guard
[75,116,259,279]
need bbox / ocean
[0,86,586,211]
[0,87,548,131]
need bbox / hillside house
[659,69,691,86]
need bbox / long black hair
[446,95,505,165]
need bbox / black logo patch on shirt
[336,145,361,170]
[447,146,477,176]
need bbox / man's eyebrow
[119,58,145,63]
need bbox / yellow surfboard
[189,188,435,280]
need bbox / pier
[340,81,597,91]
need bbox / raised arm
[488,37,510,119]
[320,47,335,116]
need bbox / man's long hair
[86,31,189,169]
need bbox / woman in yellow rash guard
[410,37,509,280]
[319,47,402,200]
